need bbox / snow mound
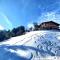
[0,30,60,60]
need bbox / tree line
[0,22,39,42]
[0,26,25,42]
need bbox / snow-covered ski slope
[0,30,60,60]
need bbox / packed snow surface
[0,30,60,60]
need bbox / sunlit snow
[0,30,60,60]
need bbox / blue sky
[0,0,60,30]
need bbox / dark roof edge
[40,21,60,25]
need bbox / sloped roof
[40,21,60,26]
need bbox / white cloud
[27,23,34,29]
[38,12,60,24]
[0,25,4,30]
[59,25,60,29]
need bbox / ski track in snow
[0,30,60,60]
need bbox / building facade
[38,21,60,30]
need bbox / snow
[0,31,45,45]
[0,30,60,60]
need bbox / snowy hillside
[0,30,60,60]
